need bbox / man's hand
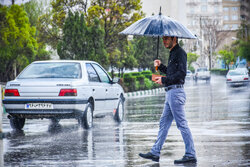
[154,77,162,85]
[154,59,161,67]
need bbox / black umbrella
[119,7,196,59]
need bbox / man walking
[139,36,197,164]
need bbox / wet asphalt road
[1,75,250,167]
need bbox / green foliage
[88,18,108,68]
[37,0,89,50]
[122,70,158,92]
[132,36,169,72]
[87,0,143,74]
[144,78,153,90]
[131,72,140,77]
[0,5,38,82]
[187,52,199,70]
[238,41,250,61]
[87,0,144,52]
[57,12,108,67]
[179,40,184,48]
[210,69,228,75]
[218,49,235,70]
[141,70,152,75]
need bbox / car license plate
[25,103,53,109]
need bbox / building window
[190,7,195,13]
[214,6,219,13]
[201,5,207,12]
[224,15,229,20]
[231,24,238,30]
[192,20,196,26]
[223,7,229,12]
[201,0,207,2]
[223,25,229,30]
[232,7,238,11]
[232,15,238,20]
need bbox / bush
[122,70,162,92]
[123,73,132,79]
[136,75,145,90]
[210,69,228,75]
[144,78,153,90]
[141,70,152,75]
[131,72,140,77]
[124,75,136,92]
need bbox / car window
[229,70,244,76]
[18,62,82,79]
[92,64,111,83]
[197,68,207,72]
[86,63,100,82]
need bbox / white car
[194,67,211,82]
[3,60,125,130]
[226,69,249,87]
[186,70,193,80]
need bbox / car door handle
[106,89,108,92]
[92,89,95,92]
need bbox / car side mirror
[112,77,120,84]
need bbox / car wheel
[10,117,25,130]
[80,102,93,129]
[114,97,124,122]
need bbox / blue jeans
[150,87,196,157]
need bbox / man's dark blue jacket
[158,44,187,87]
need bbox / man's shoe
[139,152,159,162]
[174,156,197,164]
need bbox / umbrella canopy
[119,14,196,39]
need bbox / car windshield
[228,70,244,76]
[18,62,82,79]
[197,68,207,72]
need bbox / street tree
[238,41,250,62]
[132,36,169,72]
[0,5,38,82]
[87,0,144,72]
[57,11,89,60]
[87,0,144,52]
[23,0,50,61]
[88,17,109,69]
[116,39,138,77]
[57,12,108,67]
[37,0,90,50]
[236,22,250,62]
[187,52,199,71]
[218,49,235,70]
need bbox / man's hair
[171,37,178,43]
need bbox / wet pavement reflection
[1,75,250,167]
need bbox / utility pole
[199,16,203,66]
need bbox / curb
[125,87,165,98]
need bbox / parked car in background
[226,69,249,87]
[194,67,211,82]
[186,70,193,80]
[3,60,125,130]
